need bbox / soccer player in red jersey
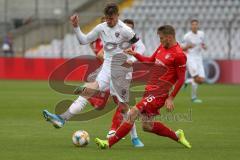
[95,25,192,149]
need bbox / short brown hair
[191,19,199,23]
[104,3,119,16]
[157,25,175,36]
[123,19,134,28]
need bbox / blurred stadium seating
[121,0,240,59]
[24,33,94,58]
[0,0,240,59]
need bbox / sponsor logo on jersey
[155,59,166,66]
[115,32,120,38]
[165,54,171,59]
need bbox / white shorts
[187,56,205,78]
[96,62,132,103]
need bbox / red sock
[108,122,133,147]
[151,122,178,141]
[110,105,124,131]
[88,91,110,110]
[112,95,119,105]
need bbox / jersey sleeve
[122,25,137,43]
[201,31,206,44]
[74,24,101,45]
[181,34,189,48]
[134,47,158,62]
[169,53,187,98]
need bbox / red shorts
[136,94,168,116]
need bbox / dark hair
[123,19,134,28]
[191,19,199,23]
[157,25,175,36]
[104,3,119,16]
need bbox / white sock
[60,96,88,120]
[130,123,138,139]
[175,131,179,138]
[69,96,88,114]
[191,81,198,99]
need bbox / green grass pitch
[0,80,240,160]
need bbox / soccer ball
[72,130,90,147]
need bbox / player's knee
[194,76,205,84]
[118,103,129,113]
[127,107,139,123]
[83,81,99,95]
[87,81,99,90]
[200,77,205,83]
[126,119,135,124]
[142,122,152,132]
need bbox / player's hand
[122,60,133,68]
[124,48,136,56]
[186,43,195,49]
[70,14,79,28]
[165,96,174,112]
[201,43,207,50]
[126,60,133,66]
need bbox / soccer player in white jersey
[42,3,144,147]
[182,19,207,103]
[106,18,145,139]
[85,18,146,142]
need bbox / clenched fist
[70,14,79,28]
[124,48,136,56]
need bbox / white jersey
[183,30,205,59]
[74,20,136,65]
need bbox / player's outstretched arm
[165,56,186,112]
[181,43,195,51]
[169,54,187,98]
[128,39,146,63]
[70,14,99,45]
[124,48,156,63]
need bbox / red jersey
[134,43,186,98]
[92,38,103,55]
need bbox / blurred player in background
[182,19,206,103]
[42,3,144,147]
[95,25,191,149]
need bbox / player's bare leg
[95,106,191,149]
[107,102,144,147]
[43,81,100,128]
[95,106,140,149]
[74,81,99,96]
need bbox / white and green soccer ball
[72,130,90,147]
